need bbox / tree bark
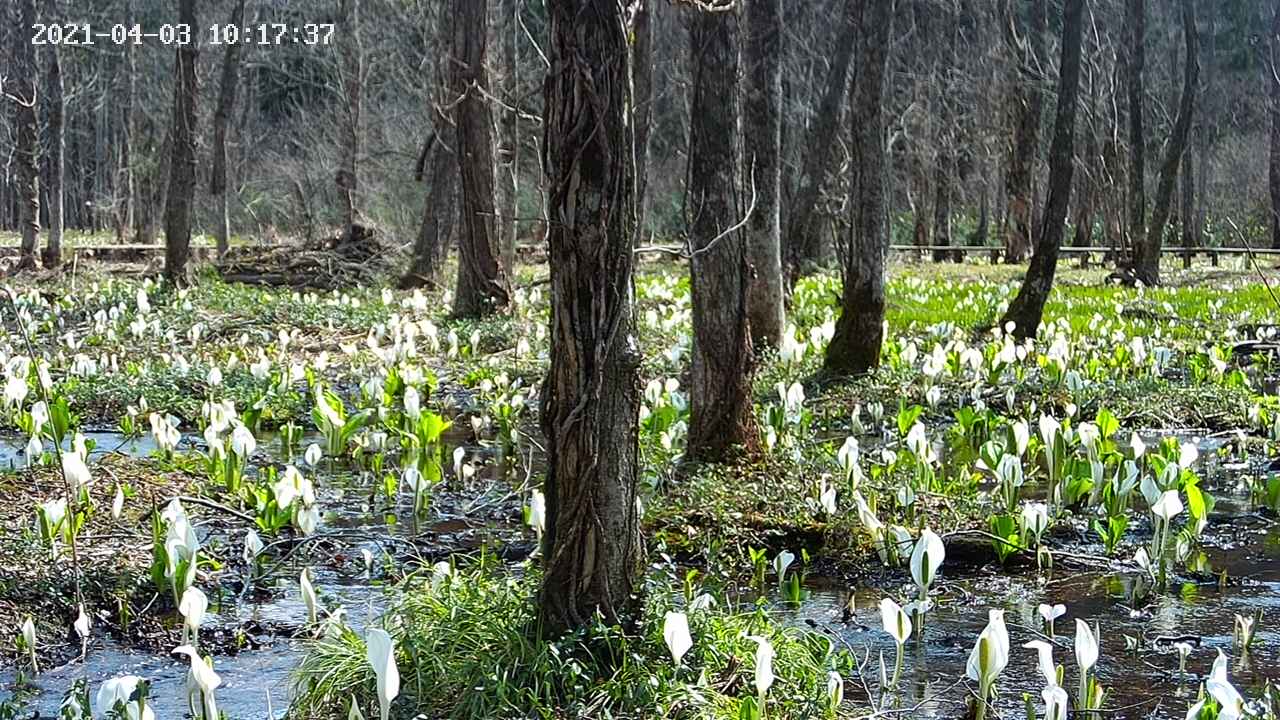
[824,0,895,376]
[163,0,198,286]
[1126,0,1146,255]
[999,0,1086,339]
[337,0,363,231]
[634,0,655,236]
[1133,0,1198,287]
[14,0,40,271]
[494,0,520,277]
[785,0,859,286]
[743,0,785,349]
[211,0,247,258]
[1270,4,1280,249]
[1002,0,1045,264]
[402,6,457,289]
[43,0,64,270]
[116,0,137,245]
[686,5,759,461]
[452,0,511,317]
[538,0,643,637]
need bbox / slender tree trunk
[1002,0,1045,264]
[1181,126,1195,263]
[494,0,520,277]
[163,0,198,285]
[1134,0,1198,287]
[14,0,40,271]
[686,5,759,461]
[43,3,64,270]
[1196,3,1214,249]
[1270,4,1280,249]
[452,0,511,317]
[743,0,785,349]
[338,0,363,231]
[538,0,642,637]
[999,0,1086,339]
[932,153,953,262]
[1126,0,1146,257]
[825,0,895,376]
[117,4,137,245]
[634,0,655,236]
[785,0,858,286]
[211,0,247,258]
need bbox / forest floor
[0,255,1277,719]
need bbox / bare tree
[12,0,40,271]
[1133,0,1198,286]
[538,0,643,636]
[1002,0,1045,264]
[1000,0,1086,338]
[163,0,198,285]
[785,0,858,287]
[43,0,64,269]
[211,0,248,258]
[337,0,364,232]
[825,0,895,375]
[451,0,511,317]
[686,3,758,460]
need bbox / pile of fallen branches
[217,224,402,290]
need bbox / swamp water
[1,431,1278,718]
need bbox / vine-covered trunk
[999,0,1086,338]
[163,0,198,286]
[686,5,759,461]
[538,0,642,636]
[451,0,511,318]
[743,0,785,349]
[824,0,895,376]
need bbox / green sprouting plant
[748,547,769,591]
[312,385,371,457]
[989,514,1020,564]
[248,468,294,535]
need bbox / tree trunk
[117,2,136,245]
[824,0,895,376]
[452,0,511,317]
[1002,0,1045,264]
[43,2,64,270]
[999,0,1085,339]
[686,5,759,462]
[1270,4,1280,249]
[785,0,858,286]
[494,0,520,277]
[14,0,40,271]
[743,0,785,349]
[211,0,247,258]
[1126,0,1146,257]
[634,0,655,236]
[163,0,198,286]
[337,0,363,231]
[932,153,953,262]
[538,0,643,637]
[1134,0,1197,287]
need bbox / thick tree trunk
[1126,0,1146,256]
[163,0,198,285]
[824,0,895,376]
[785,0,858,286]
[538,0,642,637]
[1002,0,1045,264]
[211,0,247,258]
[999,0,1086,339]
[43,8,64,270]
[686,6,759,461]
[452,0,511,317]
[1134,0,1197,287]
[14,0,40,271]
[743,0,785,349]
[337,0,363,231]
